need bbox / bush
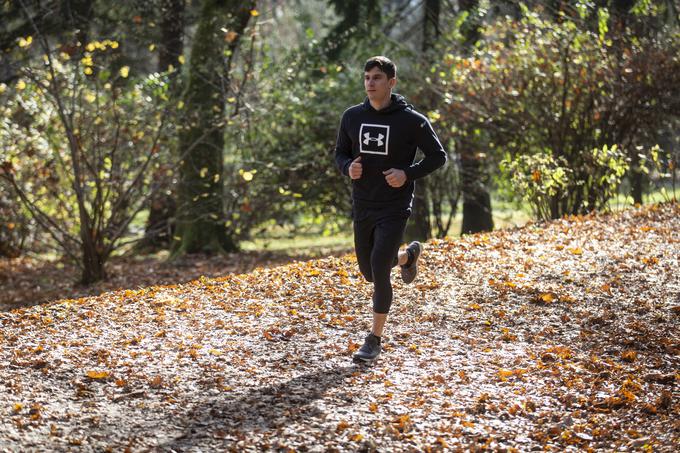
[435,6,680,218]
[500,144,629,220]
[0,39,173,282]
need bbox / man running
[334,56,447,363]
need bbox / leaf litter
[0,203,678,451]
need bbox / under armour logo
[359,123,390,155]
[363,132,385,147]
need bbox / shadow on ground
[162,364,361,450]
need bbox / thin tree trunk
[404,0,440,242]
[60,0,108,283]
[459,0,493,234]
[158,0,185,72]
[405,183,431,241]
[81,240,106,284]
[460,148,493,234]
[140,0,184,250]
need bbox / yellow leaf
[540,293,555,303]
[250,9,259,16]
[17,80,26,90]
[242,171,253,181]
[0,83,6,94]
[13,403,23,413]
[110,41,119,49]
[498,369,514,378]
[569,247,583,255]
[350,433,363,442]
[149,44,156,51]
[18,36,33,48]
[86,370,110,379]
[119,66,130,78]
[178,55,185,65]
[85,93,96,103]
[84,67,93,75]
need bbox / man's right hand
[349,156,362,179]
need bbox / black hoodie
[334,93,447,212]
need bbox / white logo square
[359,123,390,155]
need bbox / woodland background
[1,0,679,295]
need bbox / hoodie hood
[362,93,410,114]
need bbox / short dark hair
[364,56,396,79]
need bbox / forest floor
[0,203,678,452]
[0,246,352,312]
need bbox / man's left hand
[382,168,407,188]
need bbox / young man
[334,56,447,363]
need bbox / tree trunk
[459,0,493,234]
[630,170,644,205]
[140,0,185,250]
[460,149,493,234]
[80,239,106,284]
[62,0,109,283]
[405,182,431,242]
[171,0,253,256]
[158,0,185,72]
[60,0,94,46]
[423,0,440,50]
[404,0,440,243]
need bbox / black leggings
[353,209,409,314]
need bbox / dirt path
[1,203,678,451]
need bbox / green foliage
[435,5,680,219]
[499,153,572,221]
[500,145,629,220]
[223,51,363,240]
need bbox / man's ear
[389,77,397,89]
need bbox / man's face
[364,66,395,101]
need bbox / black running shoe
[352,333,381,363]
[400,241,422,284]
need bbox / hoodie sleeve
[403,117,448,181]
[334,112,353,177]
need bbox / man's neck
[369,93,392,111]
